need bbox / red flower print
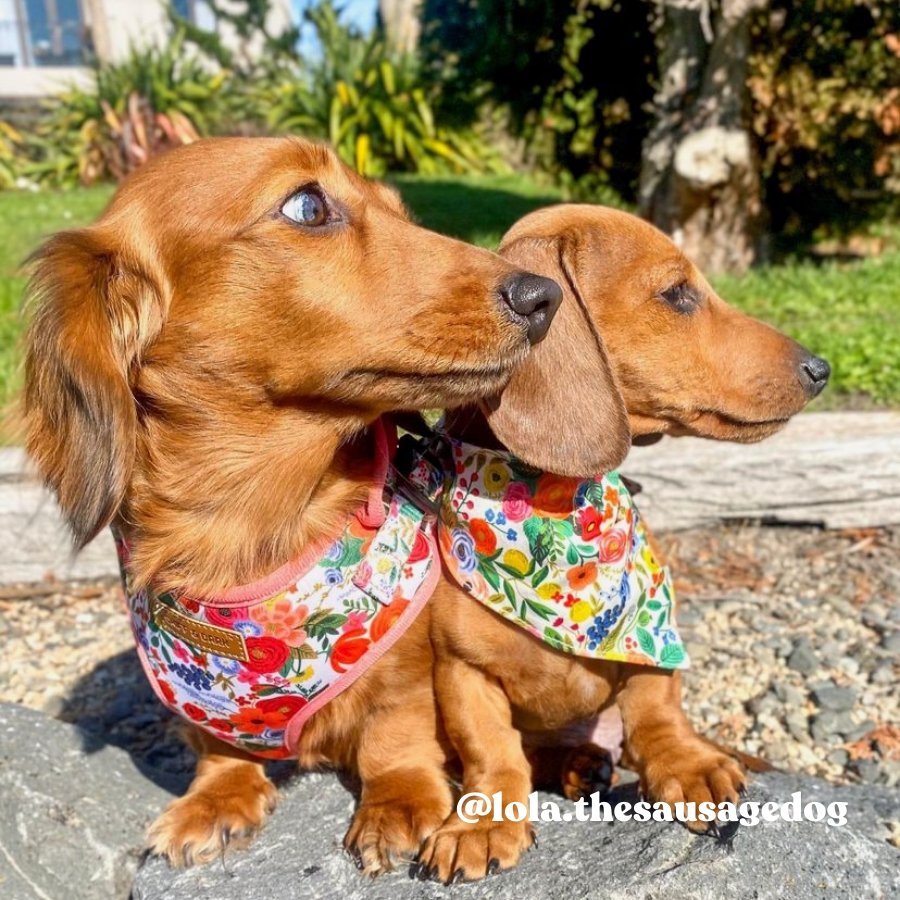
[533,473,579,519]
[208,718,234,731]
[256,695,307,726]
[178,597,201,613]
[567,563,598,591]
[244,636,290,673]
[229,705,285,735]
[158,679,176,706]
[407,530,430,563]
[355,560,373,590]
[370,598,409,642]
[577,507,603,541]
[468,518,497,555]
[598,527,629,564]
[344,610,368,632]
[330,627,370,673]
[182,703,207,722]
[206,606,249,628]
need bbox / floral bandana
[116,420,439,759]
[433,438,688,669]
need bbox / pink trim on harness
[117,417,438,759]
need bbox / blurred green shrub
[750,0,900,241]
[192,0,501,176]
[0,121,24,189]
[24,29,222,186]
[5,0,498,189]
[424,0,899,242]
[421,0,654,201]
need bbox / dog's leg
[343,699,454,876]
[527,742,617,801]
[418,656,534,883]
[147,725,278,866]
[617,665,746,831]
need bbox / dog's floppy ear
[484,232,630,477]
[24,227,165,548]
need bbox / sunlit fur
[420,205,824,882]
[22,137,554,872]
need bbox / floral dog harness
[117,420,439,759]
[429,438,688,669]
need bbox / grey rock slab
[132,770,900,900]
[0,703,184,900]
[812,684,858,712]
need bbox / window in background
[172,0,215,30]
[5,0,89,67]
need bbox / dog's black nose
[499,273,563,345]
[799,354,831,397]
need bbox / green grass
[389,173,562,248]
[0,185,114,431]
[714,254,900,409]
[1,175,897,438]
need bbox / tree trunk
[378,0,422,55]
[639,0,767,274]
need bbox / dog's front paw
[345,792,450,876]
[416,814,535,884]
[640,741,746,832]
[147,768,278,867]
[561,742,616,802]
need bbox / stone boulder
[0,703,185,899]
[2,702,896,899]
[133,769,898,900]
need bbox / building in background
[0,0,292,100]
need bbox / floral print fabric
[118,491,437,759]
[437,439,688,669]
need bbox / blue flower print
[450,528,477,573]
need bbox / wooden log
[624,411,900,531]
[0,412,897,585]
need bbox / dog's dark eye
[659,282,700,313]
[281,187,329,227]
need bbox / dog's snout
[498,273,563,345]
[799,354,831,397]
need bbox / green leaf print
[638,610,652,627]
[305,612,348,638]
[542,627,569,653]
[565,544,580,566]
[523,518,554,565]
[503,580,517,608]
[585,481,606,507]
[531,566,549,588]
[646,600,662,611]
[523,597,556,621]
[660,643,686,667]
[330,536,365,569]
[480,562,501,591]
[636,627,656,657]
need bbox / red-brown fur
[419,205,828,881]
[22,138,587,873]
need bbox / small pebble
[811,683,857,712]
[787,642,820,675]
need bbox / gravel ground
[0,525,897,785]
